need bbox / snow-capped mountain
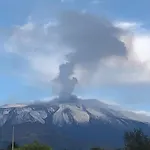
[0,96,149,127]
[0,95,150,150]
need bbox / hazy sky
[1,0,150,113]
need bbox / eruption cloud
[55,62,78,100]
[52,11,128,100]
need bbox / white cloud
[4,16,150,87]
[4,20,70,85]
[132,35,150,63]
[114,21,142,31]
[132,110,150,117]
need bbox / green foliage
[15,141,52,150]
[124,128,150,150]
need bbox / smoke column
[53,11,127,100]
[55,62,78,100]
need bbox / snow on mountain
[53,104,90,126]
[0,104,27,108]
[0,97,150,127]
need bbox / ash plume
[53,11,127,100]
[55,62,78,100]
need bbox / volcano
[0,96,150,150]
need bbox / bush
[15,141,52,150]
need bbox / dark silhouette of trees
[7,142,19,150]
[90,128,150,150]
[124,128,150,150]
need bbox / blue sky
[1,0,150,112]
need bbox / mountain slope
[0,97,150,150]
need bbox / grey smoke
[56,62,78,99]
[53,11,127,99]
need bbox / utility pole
[0,125,3,149]
[11,126,14,150]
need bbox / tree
[124,128,150,150]
[7,142,19,150]
[15,141,52,150]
